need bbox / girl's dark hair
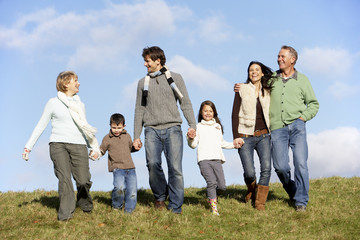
[245,61,273,96]
[197,100,224,134]
[110,113,125,125]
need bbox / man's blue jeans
[112,168,137,213]
[238,133,271,186]
[145,125,184,213]
[271,119,309,207]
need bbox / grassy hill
[1,176,359,239]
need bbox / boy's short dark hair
[142,46,166,66]
[110,113,125,125]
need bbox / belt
[238,129,269,138]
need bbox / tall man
[270,45,319,211]
[234,45,319,211]
[133,46,196,214]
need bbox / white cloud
[0,0,244,72]
[198,15,230,43]
[168,55,231,90]
[0,8,96,51]
[308,127,360,178]
[0,0,181,71]
[327,81,359,99]
[0,0,241,70]
[299,47,353,77]
[0,8,56,49]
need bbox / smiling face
[201,104,214,121]
[144,55,161,73]
[110,123,125,137]
[65,77,80,96]
[248,63,264,85]
[277,48,295,72]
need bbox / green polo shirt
[269,70,319,131]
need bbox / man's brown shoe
[154,200,165,210]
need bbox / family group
[22,45,319,221]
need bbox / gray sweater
[134,71,196,139]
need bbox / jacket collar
[276,69,298,80]
[248,81,263,90]
[200,118,217,126]
[109,129,127,138]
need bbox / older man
[235,45,319,211]
[270,45,319,212]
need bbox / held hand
[233,138,245,148]
[187,128,196,139]
[22,148,30,161]
[133,138,142,150]
[89,150,100,161]
[234,83,242,92]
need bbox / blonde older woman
[22,71,100,221]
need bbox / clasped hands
[186,128,196,139]
[133,138,143,150]
[233,138,245,148]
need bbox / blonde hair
[56,71,78,93]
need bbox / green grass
[1,177,359,239]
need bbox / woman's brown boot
[255,185,269,210]
[245,180,257,203]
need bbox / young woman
[22,71,100,221]
[232,61,273,210]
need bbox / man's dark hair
[110,113,125,125]
[142,46,166,66]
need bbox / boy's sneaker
[125,209,134,214]
[295,205,306,212]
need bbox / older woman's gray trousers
[49,142,93,221]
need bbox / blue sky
[1,0,359,192]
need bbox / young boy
[100,113,138,213]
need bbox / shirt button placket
[281,83,285,120]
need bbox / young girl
[187,100,241,216]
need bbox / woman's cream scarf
[57,91,100,156]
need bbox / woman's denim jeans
[271,119,309,207]
[145,125,184,213]
[112,168,137,213]
[238,133,271,186]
